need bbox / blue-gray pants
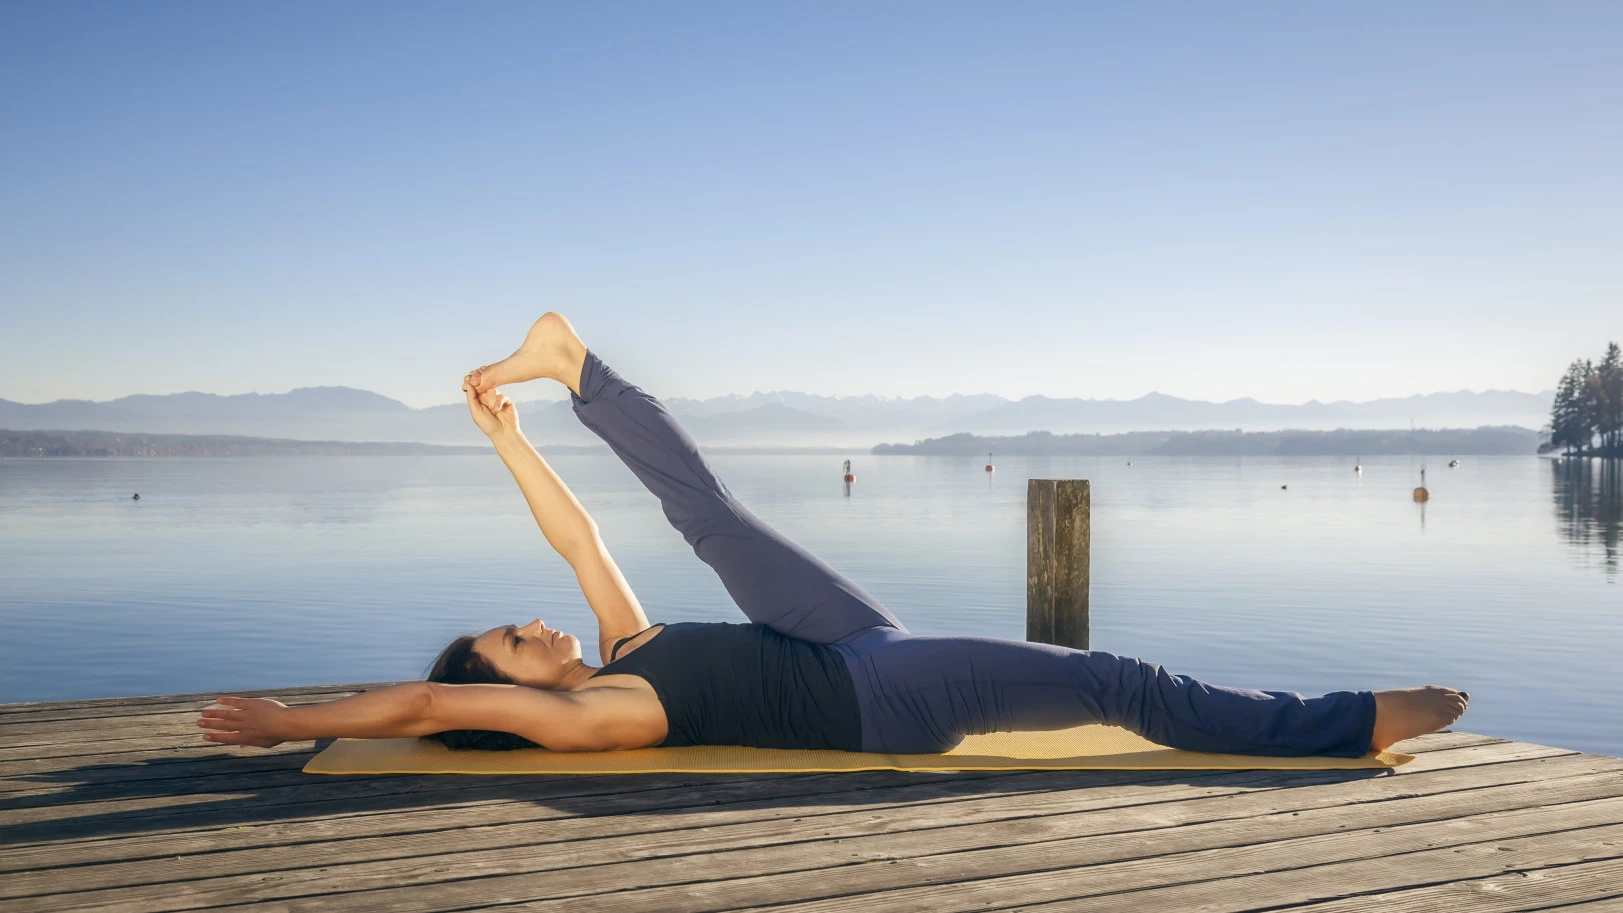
[571,350,1378,758]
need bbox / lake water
[2,453,1618,756]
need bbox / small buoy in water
[1449,459,1461,468]
[1354,457,1362,473]
[132,493,140,500]
[1413,466,1430,502]
[842,459,854,484]
[984,452,994,473]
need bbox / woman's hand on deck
[198,696,294,748]
[464,376,521,439]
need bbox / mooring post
[1027,478,1090,650]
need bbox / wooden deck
[3,683,1622,912]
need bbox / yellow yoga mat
[304,724,1414,775]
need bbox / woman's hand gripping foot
[468,312,588,396]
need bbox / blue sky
[2,1,1618,408]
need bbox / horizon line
[0,385,1560,411]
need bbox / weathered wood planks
[3,685,1620,913]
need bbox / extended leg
[839,628,1376,757]
[569,350,907,644]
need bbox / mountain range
[0,387,1554,448]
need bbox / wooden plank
[0,730,1500,836]
[474,807,1623,913]
[1,727,1503,805]
[0,744,328,792]
[0,770,1042,872]
[0,734,1498,881]
[0,768,1025,848]
[1266,856,1623,911]
[0,682,405,716]
[2,746,1608,910]
[1530,891,1623,912]
[0,727,1474,773]
[0,732,1501,854]
[2,702,356,743]
[1000,822,1623,913]
[0,741,323,779]
[3,758,375,805]
[0,686,387,725]
[0,767,834,843]
[1026,479,1090,649]
[0,730,323,763]
[11,742,1596,913]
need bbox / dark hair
[422,634,541,752]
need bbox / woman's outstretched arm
[197,682,436,747]
[198,681,659,752]
[466,381,652,655]
[490,427,601,562]
[493,428,653,655]
[464,377,598,563]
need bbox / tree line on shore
[1545,342,1622,457]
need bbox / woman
[198,314,1469,757]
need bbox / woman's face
[472,618,582,688]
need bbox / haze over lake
[2,453,1617,755]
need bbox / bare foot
[469,312,588,396]
[1369,686,1470,752]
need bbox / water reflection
[1550,458,1622,577]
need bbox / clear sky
[2,2,1619,409]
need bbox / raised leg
[839,627,1378,757]
[569,350,907,644]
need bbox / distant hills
[0,386,1555,449]
[0,429,490,458]
[2,424,1547,458]
[875,427,1546,457]
[0,429,862,458]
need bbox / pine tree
[1596,342,1622,455]
[1577,359,1600,454]
[1550,360,1591,455]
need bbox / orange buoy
[1412,466,1430,502]
[984,451,994,473]
[843,459,855,484]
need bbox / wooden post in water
[1027,479,1090,650]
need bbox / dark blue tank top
[591,621,862,751]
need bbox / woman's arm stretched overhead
[198,683,438,746]
[197,681,662,752]
[464,381,652,660]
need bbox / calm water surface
[2,454,1618,755]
